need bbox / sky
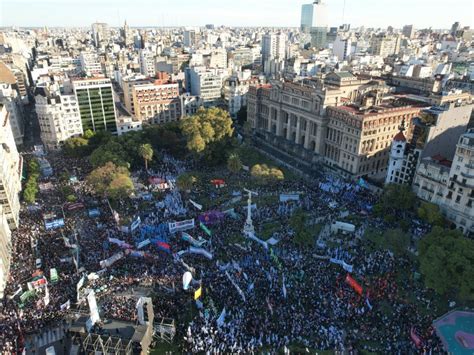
[0,0,472,29]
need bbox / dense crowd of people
[0,149,447,354]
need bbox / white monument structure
[243,188,258,235]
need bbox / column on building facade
[286,113,294,141]
[276,109,284,137]
[295,116,301,145]
[303,120,311,149]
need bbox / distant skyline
[1,0,472,29]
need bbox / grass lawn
[260,221,281,238]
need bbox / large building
[261,33,286,72]
[402,25,415,39]
[35,84,83,150]
[72,78,118,134]
[0,204,12,299]
[131,73,181,124]
[300,3,314,33]
[300,0,328,48]
[0,104,22,230]
[370,34,401,57]
[79,52,103,77]
[333,35,352,61]
[183,29,201,48]
[91,22,109,48]
[413,129,474,235]
[247,72,424,179]
[139,50,156,77]
[325,99,422,179]
[187,67,226,105]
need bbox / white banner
[44,285,50,306]
[189,199,203,210]
[87,290,100,325]
[169,219,195,233]
[60,300,71,311]
[137,239,151,249]
[130,217,141,232]
[189,247,213,260]
[136,297,145,325]
[99,252,124,269]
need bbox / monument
[243,188,258,236]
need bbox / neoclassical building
[247,72,416,179]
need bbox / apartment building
[0,104,22,229]
[0,204,12,299]
[35,84,83,149]
[187,67,227,105]
[413,129,474,235]
[131,73,181,124]
[370,34,401,57]
[79,52,103,77]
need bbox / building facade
[0,204,12,299]
[413,129,474,235]
[72,78,118,134]
[0,104,22,230]
[131,74,181,124]
[35,85,83,149]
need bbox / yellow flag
[194,286,202,300]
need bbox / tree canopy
[227,153,243,174]
[89,140,130,168]
[418,227,474,301]
[180,107,234,153]
[176,173,197,192]
[63,137,89,157]
[374,184,416,221]
[23,159,41,204]
[250,164,284,184]
[417,202,445,227]
[86,162,134,199]
[139,143,154,171]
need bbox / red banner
[345,274,363,295]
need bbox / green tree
[417,202,445,227]
[227,153,243,173]
[383,229,410,256]
[23,186,37,204]
[138,143,154,171]
[180,107,234,153]
[89,141,130,168]
[251,164,284,184]
[87,162,131,197]
[176,173,197,192]
[63,137,88,157]
[83,129,95,139]
[108,174,134,200]
[419,227,474,301]
[374,184,416,217]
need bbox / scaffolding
[153,318,176,343]
[78,333,133,355]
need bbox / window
[455,195,461,203]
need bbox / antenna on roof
[342,0,347,24]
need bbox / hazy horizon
[1,0,472,29]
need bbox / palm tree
[227,153,243,174]
[139,144,154,171]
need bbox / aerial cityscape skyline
[1,0,473,28]
[0,0,473,354]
